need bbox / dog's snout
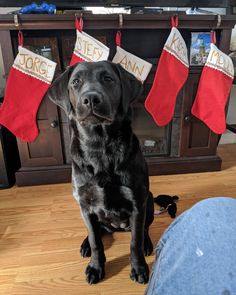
[82,93,102,107]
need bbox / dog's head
[47,61,142,125]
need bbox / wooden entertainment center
[0,14,235,186]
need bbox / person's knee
[188,196,236,218]
[194,196,235,208]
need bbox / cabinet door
[180,73,219,157]
[17,97,64,167]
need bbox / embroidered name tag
[73,30,109,62]
[206,44,234,78]
[164,27,188,67]
[112,46,152,83]
[13,46,56,84]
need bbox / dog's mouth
[79,112,113,126]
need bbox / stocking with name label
[70,17,110,65]
[112,31,152,83]
[191,31,234,134]
[0,32,57,142]
[145,16,189,126]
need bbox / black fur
[47,61,154,284]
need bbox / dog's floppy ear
[114,63,143,112]
[47,64,77,115]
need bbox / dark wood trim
[0,14,235,30]
[15,165,71,186]
[0,30,14,77]
[226,124,236,133]
[15,155,221,186]
[219,29,233,54]
[0,126,20,188]
[147,155,222,175]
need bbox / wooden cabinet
[180,73,219,157]
[0,14,235,186]
[17,98,64,167]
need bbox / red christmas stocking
[0,32,57,142]
[145,16,189,126]
[70,17,109,65]
[191,32,234,134]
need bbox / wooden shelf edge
[0,14,235,30]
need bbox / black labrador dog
[47,61,154,284]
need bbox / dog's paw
[85,264,105,284]
[130,263,149,284]
[144,235,153,256]
[80,237,91,257]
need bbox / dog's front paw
[80,237,91,257]
[130,263,149,284]
[85,264,105,284]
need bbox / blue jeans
[145,197,236,295]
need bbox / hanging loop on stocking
[119,13,123,29]
[14,14,19,27]
[18,31,24,46]
[210,15,221,45]
[75,14,83,32]
[115,14,123,47]
[171,15,179,28]
[70,13,109,65]
[210,30,216,44]
[116,30,121,47]
[216,14,221,29]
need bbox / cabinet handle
[50,120,58,128]
[184,115,192,123]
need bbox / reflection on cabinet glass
[132,104,170,156]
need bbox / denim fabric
[145,197,236,295]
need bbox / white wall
[0,8,19,14]
[230,25,236,51]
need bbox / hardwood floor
[0,144,236,295]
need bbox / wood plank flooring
[0,144,236,295]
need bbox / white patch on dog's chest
[95,208,130,230]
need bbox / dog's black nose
[82,93,102,107]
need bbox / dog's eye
[103,76,113,82]
[72,78,81,86]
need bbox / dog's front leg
[129,209,149,284]
[81,211,106,284]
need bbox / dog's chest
[78,184,133,231]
